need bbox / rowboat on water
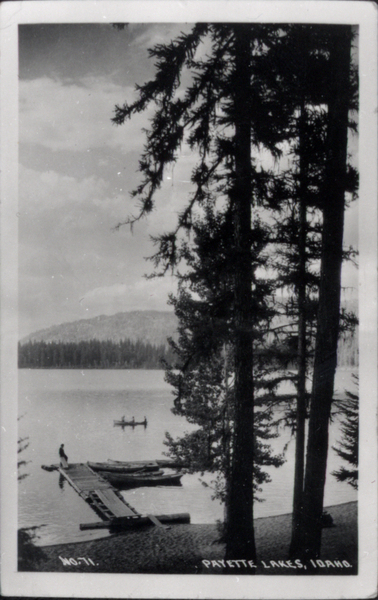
[114,418,148,427]
[87,460,160,474]
[99,469,184,489]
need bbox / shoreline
[20,501,357,575]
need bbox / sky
[18,23,197,337]
[18,23,359,338]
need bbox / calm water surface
[18,368,357,546]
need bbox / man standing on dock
[59,444,68,469]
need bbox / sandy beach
[20,501,357,575]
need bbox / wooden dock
[57,463,142,523]
[43,463,190,531]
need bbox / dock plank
[94,488,139,518]
[57,463,141,521]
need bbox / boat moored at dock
[41,462,189,531]
[87,460,160,473]
[99,469,184,489]
[108,458,188,470]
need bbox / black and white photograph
[1,1,377,598]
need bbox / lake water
[18,368,357,546]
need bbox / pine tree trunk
[299,26,352,561]
[225,25,256,564]
[290,96,309,556]
[222,343,232,532]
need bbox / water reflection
[58,474,65,490]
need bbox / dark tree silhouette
[113,23,294,562]
[299,25,355,561]
[266,25,357,557]
[332,376,359,490]
[112,22,357,562]
[162,208,285,532]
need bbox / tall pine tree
[299,25,355,561]
[113,23,293,561]
[163,207,285,535]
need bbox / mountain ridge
[21,310,178,347]
[20,300,358,367]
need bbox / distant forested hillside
[18,338,176,369]
[20,311,178,347]
[19,307,358,369]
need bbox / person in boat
[132,416,135,425]
[121,416,125,422]
[59,444,69,469]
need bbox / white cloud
[18,162,178,335]
[19,76,153,154]
[18,164,132,226]
[79,277,177,315]
[128,23,193,52]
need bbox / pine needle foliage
[332,376,359,490]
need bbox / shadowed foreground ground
[20,501,357,575]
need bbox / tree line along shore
[18,332,357,370]
[18,338,176,369]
